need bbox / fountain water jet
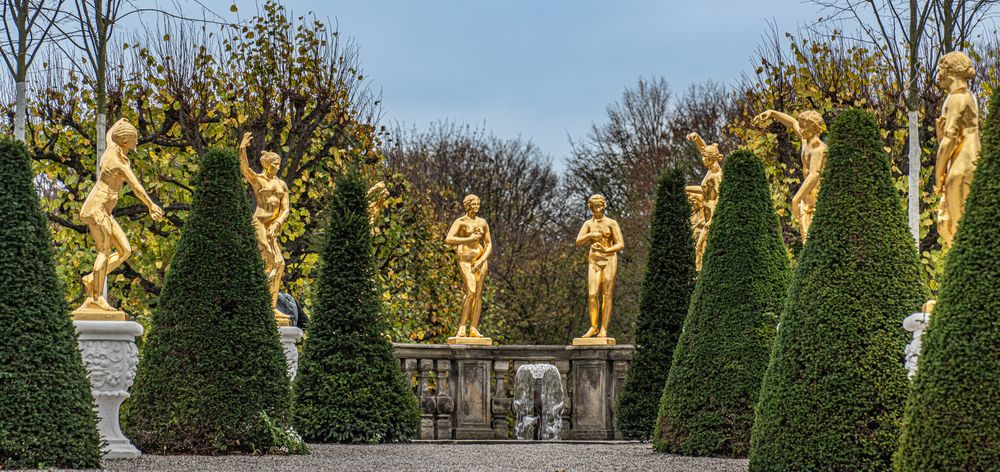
[512,364,565,440]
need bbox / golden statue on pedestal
[934,51,979,248]
[239,132,291,327]
[685,132,723,271]
[573,194,624,346]
[74,118,163,321]
[445,194,493,345]
[753,109,827,242]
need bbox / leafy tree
[616,168,697,440]
[0,139,101,469]
[893,87,1000,472]
[749,109,926,471]
[653,150,790,457]
[122,148,293,454]
[292,169,420,443]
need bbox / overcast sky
[231,1,824,165]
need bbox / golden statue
[685,132,723,271]
[934,51,979,247]
[367,181,389,230]
[74,118,163,320]
[573,194,624,346]
[240,132,292,326]
[753,109,827,242]
[445,194,493,345]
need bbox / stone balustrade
[392,343,633,440]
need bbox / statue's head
[109,118,138,152]
[798,110,826,139]
[463,194,480,215]
[260,151,281,176]
[587,194,606,216]
[937,51,975,89]
[701,143,723,168]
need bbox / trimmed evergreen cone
[292,169,419,443]
[893,93,1000,471]
[616,168,697,440]
[122,148,293,454]
[0,140,102,468]
[653,150,790,456]
[749,109,926,471]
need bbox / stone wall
[392,343,633,440]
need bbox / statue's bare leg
[83,218,115,311]
[582,264,601,337]
[456,260,476,337]
[103,218,133,276]
[269,237,285,313]
[598,258,618,337]
[469,261,488,337]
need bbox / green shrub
[653,150,790,456]
[893,93,1000,471]
[749,109,926,471]
[122,148,293,454]
[617,168,697,440]
[0,140,102,469]
[292,169,420,443]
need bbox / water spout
[512,364,565,440]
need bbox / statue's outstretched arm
[239,132,260,184]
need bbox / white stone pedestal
[73,320,143,459]
[279,326,304,379]
[903,311,930,379]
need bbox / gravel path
[90,442,748,472]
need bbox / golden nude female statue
[74,118,163,320]
[239,132,291,326]
[934,51,980,247]
[573,194,624,346]
[445,194,493,345]
[685,132,723,271]
[753,109,827,242]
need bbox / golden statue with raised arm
[239,132,292,326]
[74,118,164,320]
[685,132,723,271]
[934,51,980,247]
[445,194,493,345]
[753,109,827,242]
[573,194,624,346]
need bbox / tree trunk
[14,82,27,142]
[907,110,920,247]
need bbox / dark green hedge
[0,140,101,469]
[653,150,790,457]
[617,168,697,440]
[122,148,293,454]
[893,93,1000,471]
[749,109,926,471]
[292,169,419,443]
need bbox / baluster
[434,359,454,439]
[491,359,511,438]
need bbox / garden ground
[87,442,749,471]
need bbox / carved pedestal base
[903,302,933,380]
[447,336,492,346]
[73,320,143,459]
[572,337,616,346]
[278,326,304,379]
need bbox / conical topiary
[0,140,102,469]
[749,109,926,471]
[616,168,697,440]
[122,148,293,454]
[292,169,419,443]
[652,150,790,457]
[893,93,1000,471]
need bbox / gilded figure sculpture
[445,194,493,345]
[573,194,624,346]
[934,51,979,247]
[753,109,827,242]
[367,181,389,230]
[75,118,164,320]
[239,132,292,326]
[685,132,723,271]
